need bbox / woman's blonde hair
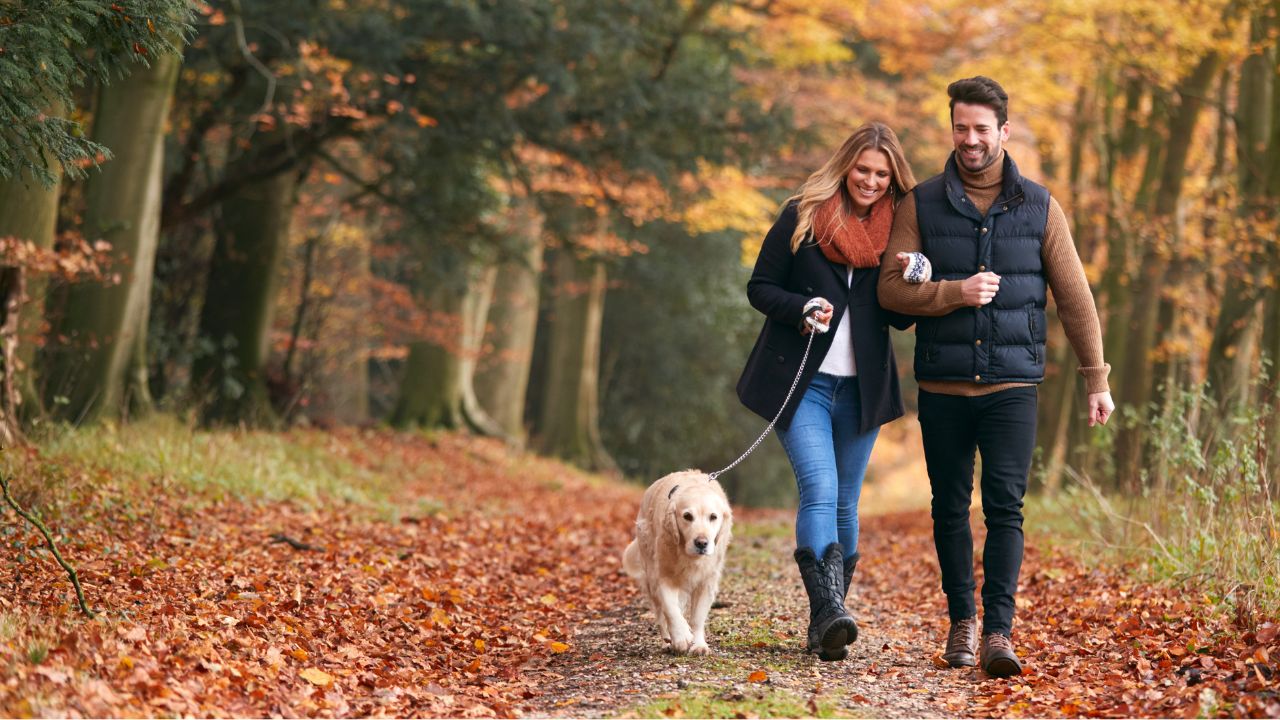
[787,122,916,253]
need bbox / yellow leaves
[549,642,570,654]
[429,608,450,628]
[539,593,558,607]
[474,639,486,653]
[299,668,333,687]
[290,649,309,661]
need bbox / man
[877,76,1115,678]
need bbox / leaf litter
[0,430,1276,717]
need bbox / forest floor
[0,423,1277,717]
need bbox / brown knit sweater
[877,151,1110,396]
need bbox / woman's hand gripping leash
[802,298,833,335]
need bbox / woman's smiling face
[845,149,892,216]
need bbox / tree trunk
[0,97,65,421]
[1207,13,1275,414]
[533,250,615,472]
[43,50,180,423]
[391,262,504,434]
[391,313,464,431]
[192,164,298,426]
[474,202,544,442]
[1114,54,1222,490]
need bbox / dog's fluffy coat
[622,470,732,655]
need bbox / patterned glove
[902,252,932,284]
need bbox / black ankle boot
[794,543,858,661]
[842,552,859,601]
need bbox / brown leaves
[0,430,639,717]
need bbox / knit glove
[901,252,932,284]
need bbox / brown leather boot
[979,632,1023,678]
[941,616,979,667]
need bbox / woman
[736,122,916,662]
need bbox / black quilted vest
[913,152,1050,384]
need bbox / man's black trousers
[918,386,1038,637]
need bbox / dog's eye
[709,514,718,521]
[682,511,693,521]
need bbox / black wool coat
[736,202,912,433]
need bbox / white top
[818,266,857,377]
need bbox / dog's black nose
[694,538,709,551]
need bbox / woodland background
[2,0,1279,631]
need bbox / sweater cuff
[939,280,966,310]
[1077,364,1111,394]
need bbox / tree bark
[43,49,180,423]
[192,161,298,426]
[1114,54,1222,490]
[0,97,65,421]
[533,249,615,472]
[1207,13,1275,415]
[391,262,505,435]
[474,201,544,442]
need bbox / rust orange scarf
[813,192,894,268]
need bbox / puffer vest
[913,152,1050,384]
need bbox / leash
[708,307,827,482]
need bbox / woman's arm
[746,204,810,328]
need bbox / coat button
[881,325,888,332]
[981,227,989,234]
[979,264,986,271]
[777,355,785,364]
[974,374,982,381]
[975,339,982,345]
[805,286,813,293]
[1002,205,1008,211]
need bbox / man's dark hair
[947,76,1009,127]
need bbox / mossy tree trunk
[533,249,615,472]
[43,49,180,423]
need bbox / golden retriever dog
[622,470,733,655]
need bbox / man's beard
[958,144,999,171]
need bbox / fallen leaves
[747,669,768,683]
[298,668,334,687]
[0,430,639,717]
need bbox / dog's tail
[622,539,643,579]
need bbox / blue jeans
[776,373,879,561]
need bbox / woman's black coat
[737,202,912,432]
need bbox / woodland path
[1,431,1276,718]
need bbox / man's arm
[1043,197,1114,424]
[878,193,969,317]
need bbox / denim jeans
[776,373,879,562]
[917,386,1038,637]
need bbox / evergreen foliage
[0,0,192,186]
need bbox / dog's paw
[669,632,694,654]
[688,641,711,656]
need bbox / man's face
[951,102,1009,172]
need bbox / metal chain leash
[708,319,821,482]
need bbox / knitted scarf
[812,192,894,268]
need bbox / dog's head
[668,480,732,558]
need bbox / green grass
[0,614,18,643]
[5,415,396,516]
[623,684,845,719]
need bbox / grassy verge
[2,415,407,520]
[1028,387,1280,623]
[625,684,845,719]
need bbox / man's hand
[960,272,1001,306]
[1087,391,1115,427]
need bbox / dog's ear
[714,502,733,549]
[664,503,684,546]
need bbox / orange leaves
[747,669,768,683]
[298,668,334,687]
